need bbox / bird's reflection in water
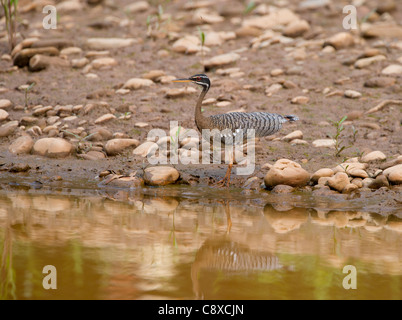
[191,237,285,299]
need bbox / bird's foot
[214,176,231,188]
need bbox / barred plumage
[172,74,299,186]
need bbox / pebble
[383,164,402,184]
[0,99,12,109]
[133,141,158,157]
[0,121,18,137]
[143,166,180,186]
[94,113,116,124]
[311,168,334,183]
[282,20,310,38]
[291,96,309,104]
[8,135,34,154]
[312,139,335,148]
[381,64,402,75]
[104,138,140,156]
[361,151,386,163]
[90,57,117,69]
[123,78,154,90]
[281,130,303,142]
[264,159,310,188]
[354,55,386,69]
[33,138,73,158]
[124,1,149,13]
[324,32,355,50]
[164,87,196,98]
[0,109,9,121]
[86,38,137,50]
[327,172,350,192]
[364,77,396,88]
[172,35,202,54]
[56,0,83,12]
[204,53,240,68]
[332,162,368,174]
[344,90,362,99]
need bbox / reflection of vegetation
[0,225,16,300]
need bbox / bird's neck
[195,88,210,132]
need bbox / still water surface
[1,185,401,300]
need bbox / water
[0,185,402,300]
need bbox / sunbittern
[172,74,299,186]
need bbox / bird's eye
[196,77,201,81]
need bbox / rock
[291,96,309,104]
[354,55,386,69]
[144,166,180,186]
[0,99,13,109]
[123,78,154,90]
[29,54,70,71]
[364,77,396,88]
[311,168,334,183]
[0,121,18,137]
[56,0,83,12]
[324,32,355,50]
[381,65,402,75]
[8,135,34,154]
[0,109,9,121]
[172,35,202,54]
[299,0,331,9]
[242,8,298,30]
[327,172,350,192]
[33,138,73,158]
[344,90,362,99]
[60,47,82,55]
[282,130,303,142]
[271,185,295,193]
[88,127,113,141]
[204,52,240,68]
[133,141,158,157]
[347,168,368,179]
[94,113,116,124]
[332,162,368,174]
[78,150,106,160]
[264,159,310,188]
[346,110,363,120]
[142,70,166,81]
[72,57,89,68]
[283,20,310,38]
[204,31,224,46]
[13,47,59,67]
[368,175,390,189]
[164,87,197,98]
[191,10,224,25]
[312,139,335,148]
[86,38,137,50]
[377,0,396,14]
[265,84,282,95]
[125,1,149,13]
[362,24,402,39]
[361,151,386,163]
[104,139,140,156]
[383,164,402,184]
[90,57,117,69]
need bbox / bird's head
[172,74,210,92]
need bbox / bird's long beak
[172,78,192,83]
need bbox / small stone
[312,139,335,148]
[134,122,149,128]
[104,138,140,156]
[282,130,303,142]
[133,141,158,157]
[123,78,154,90]
[86,38,137,50]
[78,151,106,160]
[172,35,202,54]
[204,53,240,68]
[56,0,83,12]
[0,120,18,137]
[72,57,89,68]
[311,168,334,183]
[0,109,9,121]
[264,159,310,188]
[354,55,386,69]
[94,113,116,124]
[88,127,113,141]
[327,172,350,192]
[324,32,355,50]
[270,69,284,77]
[342,183,359,193]
[291,96,309,104]
[344,90,362,99]
[0,99,12,109]
[144,166,180,186]
[368,175,390,189]
[124,1,149,13]
[282,20,310,38]
[364,77,396,88]
[361,151,386,163]
[90,57,117,69]
[332,162,368,174]
[381,65,402,75]
[9,135,34,154]
[33,138,73,158]
[271,185,295,193]
[383,164,402,184]
[347,168,368,179]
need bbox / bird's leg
[215,150,233,187]
[224,201,232,234]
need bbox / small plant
[24,82,35,108]
[145,4,169,38]
[1,0,18,52]
[243,1,256,15]
[331,115,353,157]
[62,130,96,154]
[198,27,205,66]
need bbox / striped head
[172,74,210,92]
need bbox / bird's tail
[284,115,299,122]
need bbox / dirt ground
[0,0,401,190]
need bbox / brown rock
[264,159,310,188]
[9,135,34,154]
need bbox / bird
[172,73,299,187]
